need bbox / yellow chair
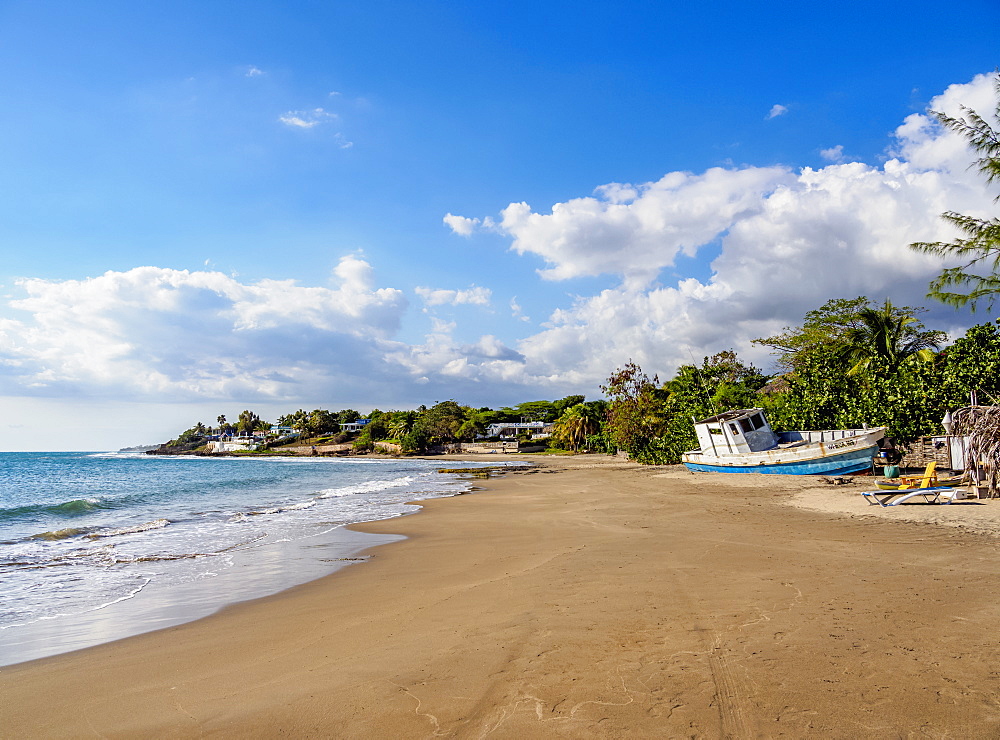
[897,462,937,490]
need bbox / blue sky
[0,0,997,449]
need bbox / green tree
[910,73,1000,310]
[168,422,210,447]
[940,321,1000,406]
[291,409,336,436]
[601,362,670,463]
[551,403,601,451]
[419,401,467,444]
[553,395,586,415]
[237,410,260,435]
[753,297,939,372]
[757,299,950,443]
[512,400,558,422]
[836,299,942,377]
[455,407,499,441]
[401,427,429,454]
[337,409,360,425]
[386,411,417,439]
[278,409,310,436]
[650,352,770,461]
[364,410,388,441]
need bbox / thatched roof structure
[952,406,1000,496]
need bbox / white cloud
[443,73,996,390]
[245,66,264,77]
[819,144,845,162]
[2,73,997,423]
[0,257,407,401]
[443,213,480,236]
[766,104,788,119]
[443,213,496,236]
[510,297,530,322]
[279,108,338,129]
[498,166,794,287]
[415,285,492,307]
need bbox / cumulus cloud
[415,285,492,307]
[819,144,845,162]
[3,74,997,412]
[766,104,788,119]
[447,72,997,390]
[443,213,495,236]
[443,213,480,236]
[0,257,407,401]
[279,108,338,129]
[498,166,793,287]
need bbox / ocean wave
[85,519,170,539]
[227,498,318,521]
[318,475,416,498]
[245,500,318,516]
[0,498,107,521]
[28,527,95,541]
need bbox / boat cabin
[693,408,779,455]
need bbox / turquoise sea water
[0,451,499,665]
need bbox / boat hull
[682,431,883,475]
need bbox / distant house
[484,421,554,440]
[340,419,371,433]
[208,437,262,453]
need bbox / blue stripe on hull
[682,445,877,475]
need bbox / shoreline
[4,456,1000,737]
[0,454,524,667]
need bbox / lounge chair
[860,486,965,507]
[896,462,937,490]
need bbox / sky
[0,0,997,450]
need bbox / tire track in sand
[696,626,754,737]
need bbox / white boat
[681,408,885,475]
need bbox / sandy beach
[3,455,1000,738]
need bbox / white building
[484,421,554,439]
[207,437,262,453]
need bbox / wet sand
[3,455,1000,738]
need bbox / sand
[3,455,1000,738]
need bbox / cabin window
[739,418,754,434]
[729,423,741,435]
[750,413,765,430]
[709,428,723,435]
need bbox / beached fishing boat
[681,408,885,475]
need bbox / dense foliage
[164,300,1000,465]
[599,301,1000,464]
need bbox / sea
[0,451,507,666]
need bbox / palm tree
[910,73,1000,311]
[553,404,601,451]
[387,412,415,439]
[837,300,941,377]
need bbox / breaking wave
[85,519,171,539]
[0,498,106,520]
[318,475,415,498]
